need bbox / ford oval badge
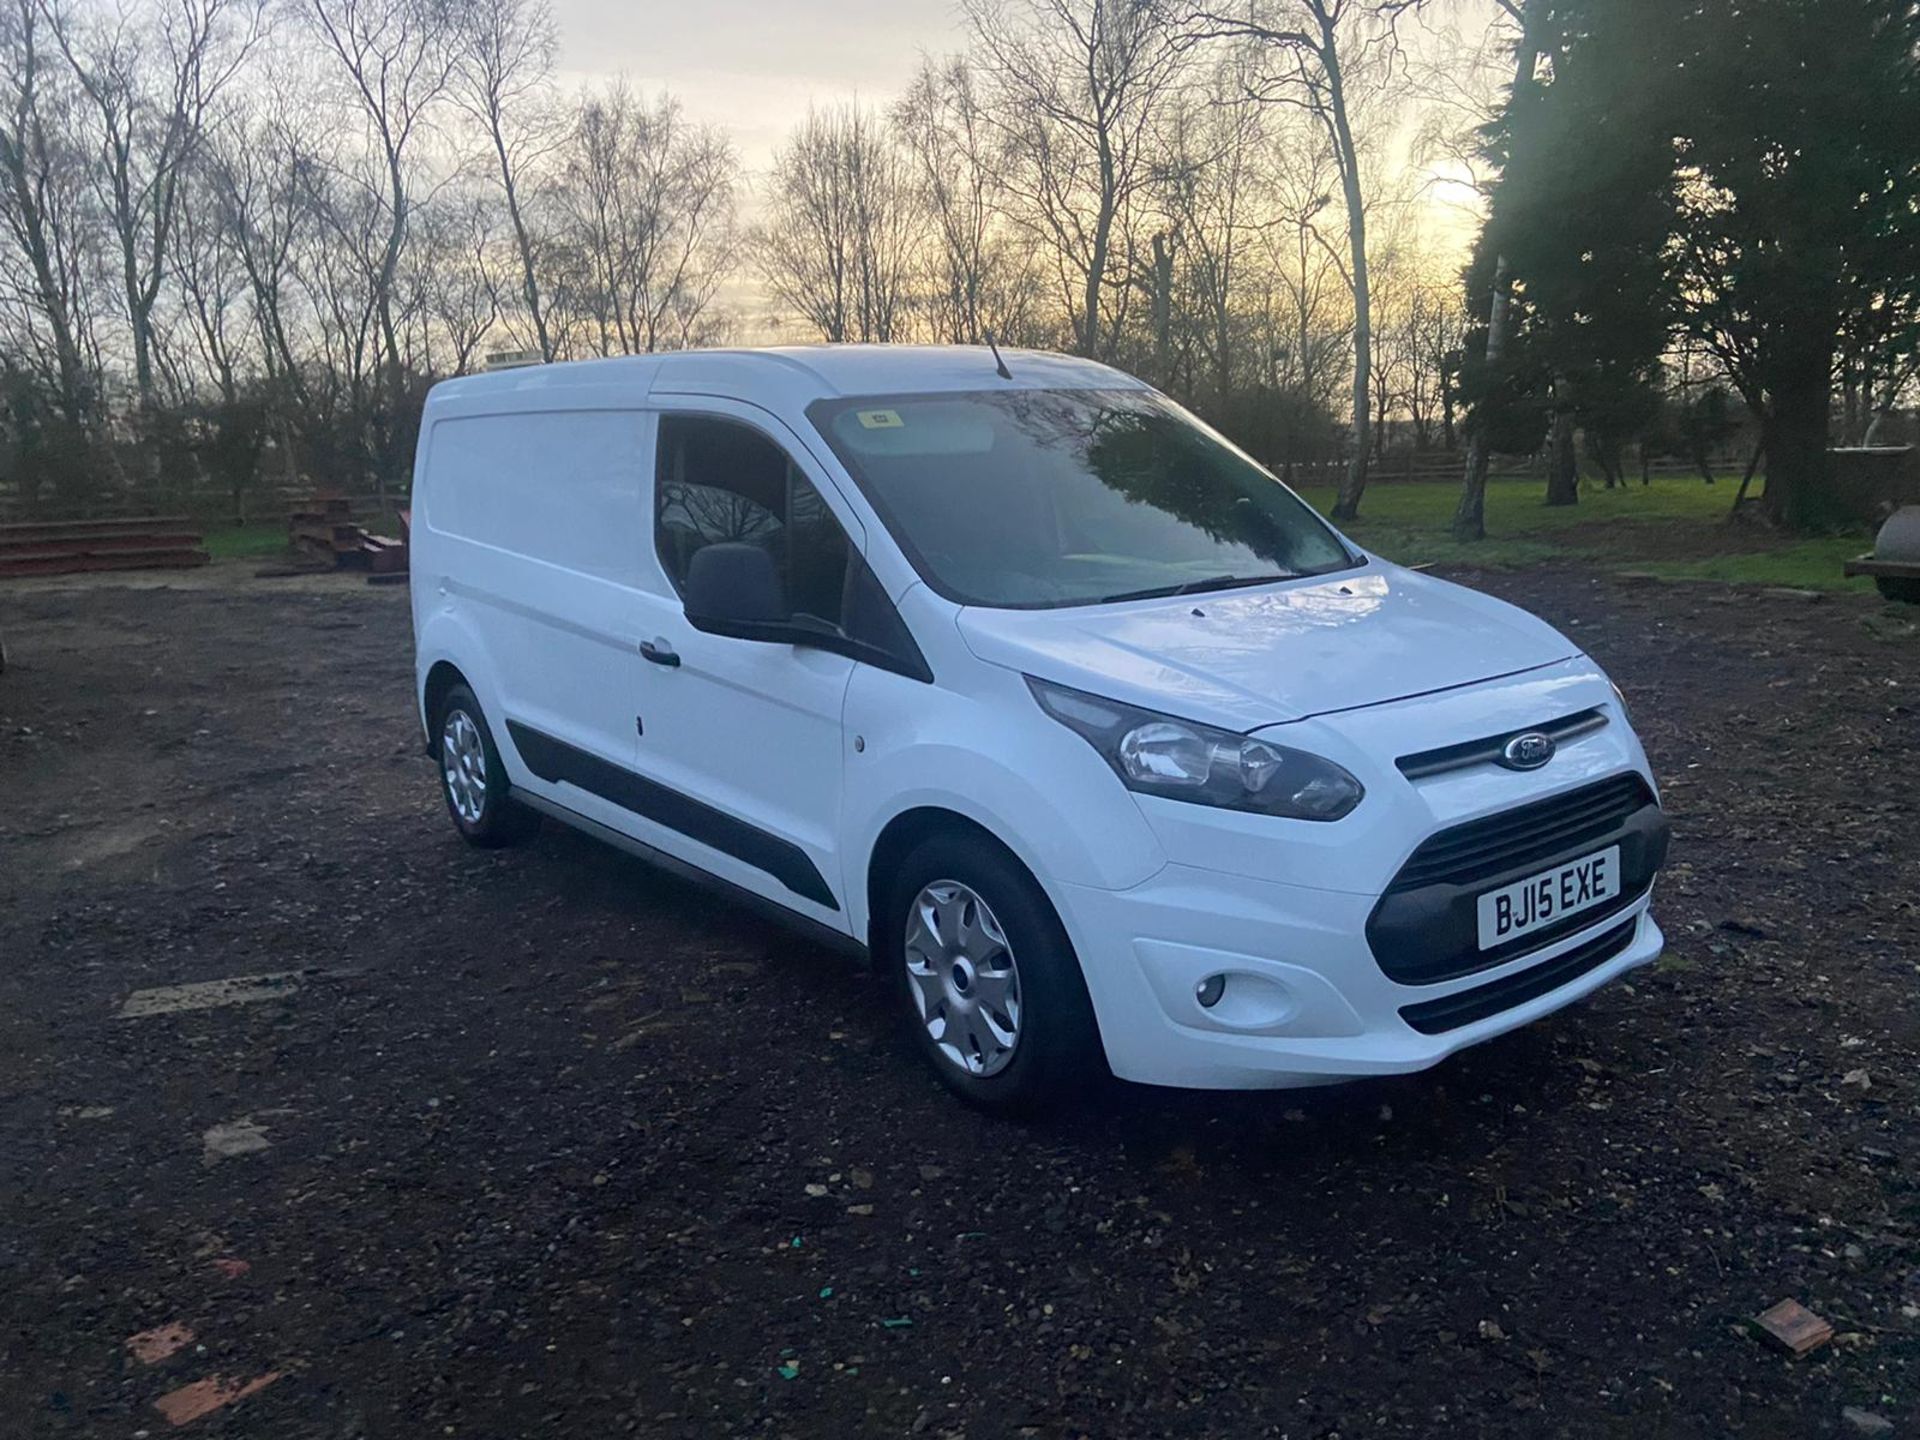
[1501,731,1557,771]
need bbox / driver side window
[655,413,851,627]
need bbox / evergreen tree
[1474,0,1920,530]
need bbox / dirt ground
[1,562,1915,1439]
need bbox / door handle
[639,638,681,668]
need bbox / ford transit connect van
[410,346,1669,1110]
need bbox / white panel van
[410,346,1669,1111]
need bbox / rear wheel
[884,831,1105,1113]
[435,683,539,848]
[1875,576,1920,605]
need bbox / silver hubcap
[441,708,488,825]
[904,880,1022,1078]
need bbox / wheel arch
[866,802,1113,1100]
[421,660,469,757]
[415,604,500,758]
[864,806,1051,958]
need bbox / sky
[547,0,1492,229]
[541,0,1491,337]
[549,0,969,171]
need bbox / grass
[195,477,1873,594]
[1297,473,1880,593]
[200,508,410,563]
[202,522,290,561]
[1624,538,1874,590]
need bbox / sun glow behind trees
[0,0,1505,510]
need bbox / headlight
[1027,677,1363,821]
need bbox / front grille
[1394,773,1653,891]
[1396,707,1610,780]
[1399,918,1640,1035]
[1366,773,1669,986]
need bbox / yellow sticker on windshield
[857,409,905,430]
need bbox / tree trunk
[1151,231,1173,383]
[1596,437,1621,488]
[1760,362,1841,530]
[1212,286,1233,401]
[1452,252,1514,540]
[1374,372,1389,463]
[129,298,156,410]
[1452,7,1542,542]
[0,82,92,428]
[375,141,411,496]
[1728,439,1765,513]
[1081,131,1117,359]
[1862,361,1916,445]
[1324,26,1370,522]
[491,113,551,362]
[1545,383,1579,506]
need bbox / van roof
[425,345,1146,410]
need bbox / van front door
[621,405,863,930]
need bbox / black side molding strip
[505,720,839,910]
[514,790,866,962]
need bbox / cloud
[550,0,964,166]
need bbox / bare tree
[756,104,918,345]
[1158,61,1266,399]
[204,92,316,428]
[1259,121,1349,416]
[42,0,264,411]
[173,155,247,403]
[452,0,557,359]
[965,0,1183,359]
[1365,216,1411,459]
[1403,270,1463,449]
[1185,0,1417,519]
[0,0,98,424]
[411,188,501,374]
[296,159,384,451]
[303,0,458,488]
[1366,206,1463,457]
[2,0,1551,524]
[895,55,1048,346]
[557,82,736,355]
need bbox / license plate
[1476,846,1622,949]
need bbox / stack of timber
[0,517,210,578]
[288,497,408,576]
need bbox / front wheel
[1876,575,1920,605]
[884,832,1105,1114]
[435,683,540,848]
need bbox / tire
[433,683,540,848]
[1875,576,1920,605]
[882,831,1106,1114]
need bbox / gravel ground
[0,563,1915,1439]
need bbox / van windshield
[808,389,1357,610]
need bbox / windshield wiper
[1099,573,1296,605]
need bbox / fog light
[1195,974,1226,1009]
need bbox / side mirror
[684,542,789,639]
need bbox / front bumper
[1052,861,1663,1090]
